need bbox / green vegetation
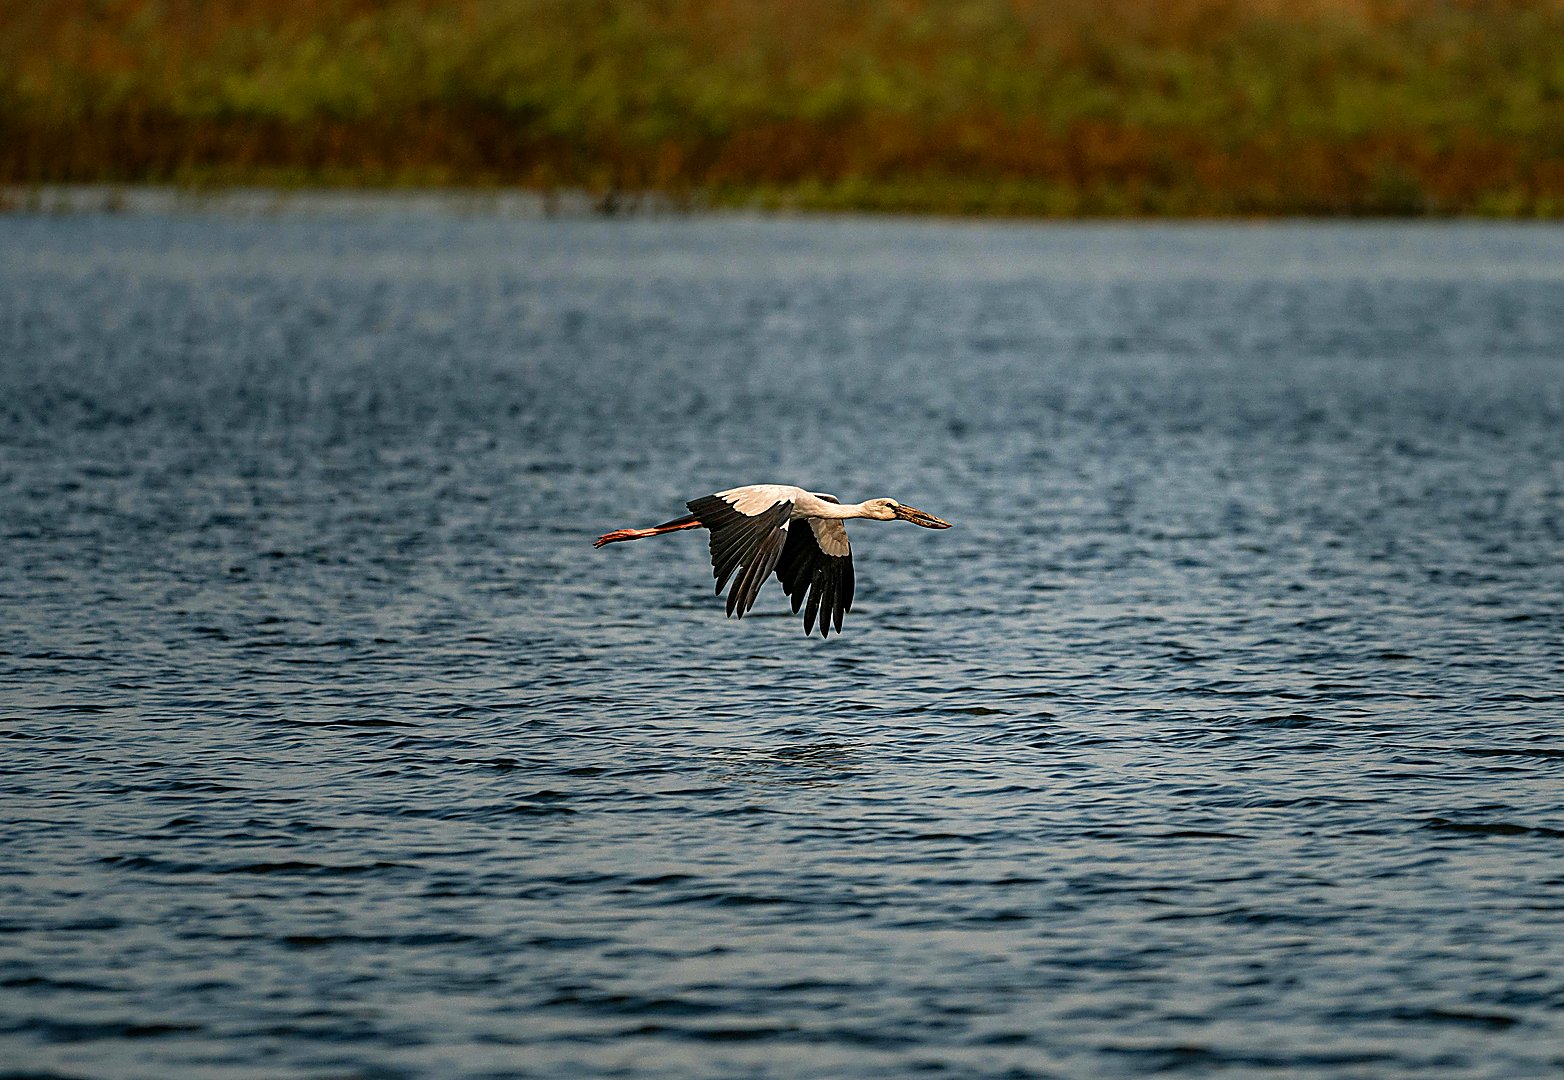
[4,0,1564,215]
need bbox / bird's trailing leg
[594,514,703,548]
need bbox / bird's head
[863,498,952,528]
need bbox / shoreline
[6,184,1563,223]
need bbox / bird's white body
[714,486,865,556]
[718,485,888,520]
[595,483,950,637]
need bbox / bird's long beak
[893,505,952,529]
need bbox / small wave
[541,989,726,1018]
[1458,746,1564,760]
[266,717,415,728]
[98,855,410,876]
[1424,818,1564,838]
[619,1021,799,1042]
[282,930,477,949]
[1333,1005,1519,1030]
[6,1016,201,1042]
[218,859,410,875]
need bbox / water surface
[2,212,1563,1078]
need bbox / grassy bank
[4,0,1563,215]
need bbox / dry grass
[4,0,1563,214]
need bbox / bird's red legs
[593,515,703,548]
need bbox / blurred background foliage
[3,0,1563,214]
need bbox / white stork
[594,484,952,638]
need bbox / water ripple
[2,215,1562,1079]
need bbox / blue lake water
[2,208,1563,1078]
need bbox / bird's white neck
[809,499,891,521]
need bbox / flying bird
[594,484,952,637]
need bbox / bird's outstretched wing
[776,518,854,638]
[687,493,793,618]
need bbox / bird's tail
[593,514,702,548]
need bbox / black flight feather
[688,495,792,618]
